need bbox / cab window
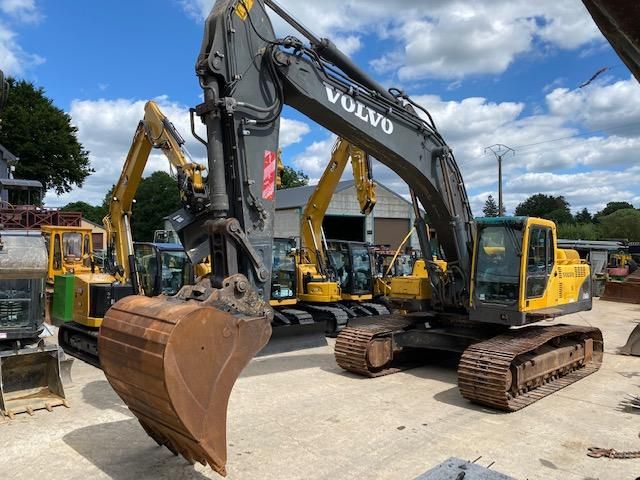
[134,244,157,296]
[53,234,62,270]
[526,227,554,298]
[83,234,91,267]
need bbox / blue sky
[1,0,638,215]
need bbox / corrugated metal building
[275,180,418,249]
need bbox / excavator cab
[326,240,373,300]
[133,242,194,297]
[471,216,592,325]
[270,238,297,304]
[41,226,95,284]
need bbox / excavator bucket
[0,342,68,419]
[601,274,640,304]
[98,293,271,476]
[620,323,640,356]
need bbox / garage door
[374,218,410,249]
[323,215,365,242]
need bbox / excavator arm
[301,137,375,271]
[186,0,475,311]
[103,101,208,286]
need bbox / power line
[473,119,640,158]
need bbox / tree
[574,207,592,223]
[130,171,181,241]
[0,78,92,194]
[278,166,308,189]
[546,208,575,225]
[61,201,106,225]
[514,194,572,222]
[557,222,598,240]
[482,195,499,217]
[595,201,634,220]
[597,209,640,241]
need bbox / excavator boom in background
[98,1,603,475]
[58,101,208,366]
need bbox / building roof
[276,180,412,210]
[0,144,17,163]
[80,218,105,230]
[0,178,43,189]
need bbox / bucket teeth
[0,343,68,419]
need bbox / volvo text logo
[325,84,394,134]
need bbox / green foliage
[557,222,599,240]
[130,171,181,242]
[595,201,634,220]
[61,201,106,225]
[546,208,575,225]
[482,195,499,217]
[0,78,92,194]
[278,165,308,189]
[574,207,592,224]
[514,194,572,223]
[597,208,640,241]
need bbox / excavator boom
[301,138,375,272]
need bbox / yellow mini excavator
[96,1,602,475]
[57,101,208,366]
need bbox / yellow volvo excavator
[58,101,208,366]
[96,1,602,475]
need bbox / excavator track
[334,316,416,377]
[58,322,100,368]
[458,325,603,411]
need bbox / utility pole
[484,144,514,216]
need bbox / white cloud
[377,15,536,80]
[291,135,337,184]
[0,22,44,75]
[0,0,43,75]
[289,76,640,216]
[0,0,41,23]
[46,97,310,207]
[280,118,310,147]
[546,76,640,134]
[180,0,604,81]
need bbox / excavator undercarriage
[336,317,602,411]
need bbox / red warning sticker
[262,150,276,200]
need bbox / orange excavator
[98,0,604,475]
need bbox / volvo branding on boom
[325,84,394,135]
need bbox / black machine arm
[187,0,475,309]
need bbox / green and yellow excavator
[57,101,208,366]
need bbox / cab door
[524,225,554,305]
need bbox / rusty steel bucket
[601,281,640,304]
[98,293,271,476]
